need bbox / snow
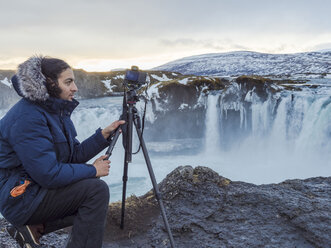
[114,75,125,79]
[150,74,170,81]
[178,103,189,110]
[101,79,116,92]
[0,78,12,88]
[153,51,331,77]
[146,82,161,99]
[178,78,189,85]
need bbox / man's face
[57,68,78,101]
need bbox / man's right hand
[93,155,110,177]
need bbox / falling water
[203,94,221,153]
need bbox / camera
[124,66,147,90]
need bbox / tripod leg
[133,120,176,248]
[120,104,134,229]
[120,152,129,229]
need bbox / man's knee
[92,179,110,201]
[77,178,110,204]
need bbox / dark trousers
[26,178,110,248]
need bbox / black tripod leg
[120,104,133,229]
[120,151,129,229]
[133,120,176,248]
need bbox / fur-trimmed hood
[12,55,49,102]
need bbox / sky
[0,0,330,71]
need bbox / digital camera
[124,66,147,89]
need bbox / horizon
[1,0,330,72]
[1,49,330,73]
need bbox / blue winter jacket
[0,57,110,225]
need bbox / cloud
[0,0,330,70]
[311,43,331,52]
[160,38,252,52]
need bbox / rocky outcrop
[0,69,183,109]
[1,166,330,247]
[103,166,331,248]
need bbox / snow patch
[151,74,170,82]
[145,82,161,99]
[101,79,116,92]
[0,78,12,88]
[114,75,125,80]
[179,103,189,110]
[178,78,189,85]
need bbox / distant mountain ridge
[152,51,331,77]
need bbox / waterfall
[201,83,331,183]
[1,79,330,198]
[203,94,221,153]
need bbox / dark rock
[235,75,281,101]
[105,166,331,247]
[1,166,330,247]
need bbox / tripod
[105,89,176,248]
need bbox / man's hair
[41,58,71,98]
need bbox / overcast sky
[0,0,330,71]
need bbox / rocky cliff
[0,69,183,109]
[1,166,330,247]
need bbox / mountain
[152,51,331,77]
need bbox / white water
[216,88,331,184]
[1,82,331,202]
[203,94,221,153]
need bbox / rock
[103,166,331,248]
[1,166,330,247]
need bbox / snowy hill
[153,51,331,77]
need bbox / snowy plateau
[153,51,331,78]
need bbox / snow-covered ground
[0,78,11,88]
[153,51,331,77]
[101,79,116,92]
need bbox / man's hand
[101,120,125,140]
[93,155,110,177]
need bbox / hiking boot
[6,224,43,248]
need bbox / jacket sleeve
[71,128,110,164]
[10,113,97,189]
